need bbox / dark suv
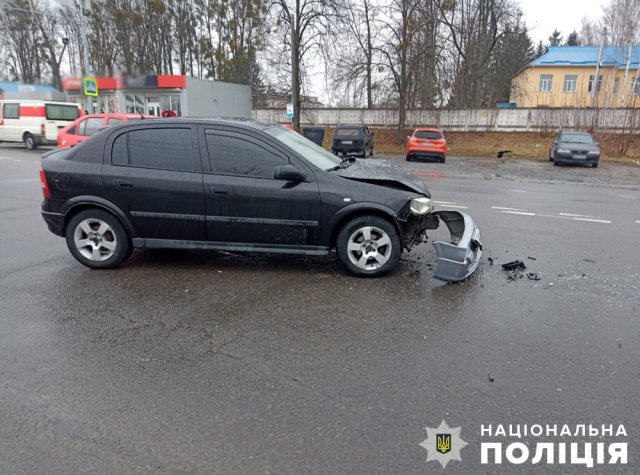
[332,125,375,158]
[40,119,481,280]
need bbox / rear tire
[592,162,598,168]
[406,155,412,162]
[24,133,37,150]
[65,209,132,269]
[336,215,401,277]
[553,159,559,166]
[440,156,446,163]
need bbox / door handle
[116,179,134,189]
[210,186,228,196]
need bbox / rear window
[335,127,362,137]
[45,104,79,121]
[414,130,443,140]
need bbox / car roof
[81,113,155,119]
[116,117,277,130]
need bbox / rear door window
[205,131,286,179]
[111,128,197,172]
[45,104,79,121]
[3,103,19,119]
[83,118,105,136]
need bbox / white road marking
[0,156,19,161]
[501,210,536,216]
[507,189,527,193]
[492,206,523,211]
[636,220,640,224]
[572,217,611,224]
[559,212,593,218]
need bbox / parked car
[57,113,156,148]
[40,119,482,281]
[548,131,600,168]
[332,125,375,158]
[0,100,82,149]
[406,128,447,163]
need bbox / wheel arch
[323,203,402,248]
[62,197,136,238]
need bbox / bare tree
[330,0,378,108]
[270,0,340,130]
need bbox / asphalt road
[1,144,639,474]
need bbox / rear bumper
[407,150,446,160]
[332,144,365,154]
[431,211,482,283]
[41,208,64,236]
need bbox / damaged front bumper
[431,210,482,283]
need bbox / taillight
[41,123,46,138]
[39,166,51,199]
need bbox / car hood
[558,142,599,152]
[335,159,430,197]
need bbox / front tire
[440,156,446,163]
[65,209,132,269]
[336,215,401,277]
[24,133,37,150]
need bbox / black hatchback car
[331,125,375,158]
[40,119,481,280]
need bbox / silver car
[549,131,600,168]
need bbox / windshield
[266,126,341,171]
[559,133,594,144]
[335,127,362,137]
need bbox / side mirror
[274,164,306,182]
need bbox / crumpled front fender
[431,211,482,283]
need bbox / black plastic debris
[488,257,494,265]
[527,256,537,261]
[502,260,526,270]
[488,373,495,383]
[527,272,541,281]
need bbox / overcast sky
[520,0,608,44]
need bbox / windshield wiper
[326,156,356,172]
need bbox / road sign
[83,77,98,97]
[286,102,294,119]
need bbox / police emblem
[420,420,467,468]
[437,434,452,454]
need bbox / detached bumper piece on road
[431,211,482,283]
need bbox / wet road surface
[1,144,638,473]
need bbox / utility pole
[290,10,299,131]
[592,27,607,107]
[620,45,632,107]
[79,0,92,113]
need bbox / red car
[57,113,156,148]
[406,128,448,163]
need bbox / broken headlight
[410,197,434,215]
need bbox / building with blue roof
[510,46,640,108]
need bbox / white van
[0,100,82,149]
